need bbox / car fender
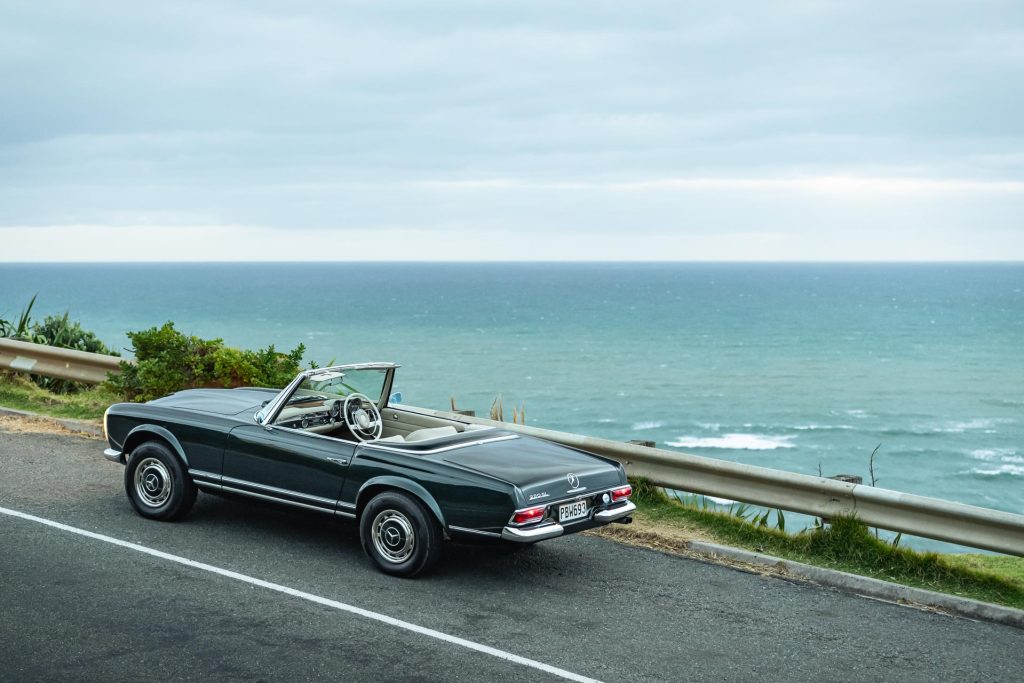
[356,476,446,528]
[123,424,190,466]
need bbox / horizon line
[2,260,1023,265]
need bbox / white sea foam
[936,418,1000,433]
[969,448,1020,463]
[790,424,855,431]
[971,464,1024,477]
[695,422,721,431]
[631,420,664,431]
[666,434,796,451]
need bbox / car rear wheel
[360,491,442,577]
[124,441,197,521]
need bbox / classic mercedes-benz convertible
[102,363,635,576]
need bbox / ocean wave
[881,418,1011,437]
[935,418,1005,433]
[738,422,854,433]
[970,464,1024,477]
[695,422,721,431]
[666,433,796,451]
[790,424,855,432]
[969,448,1021,463]
[631,420,664,431]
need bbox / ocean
[2,262,1021,549]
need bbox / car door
[222,424,355,514]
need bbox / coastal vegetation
[0,371,118,420]
[1,297,305,402]
[106,322,305,401]
[0,295,119,393]
[624,479,1024,610]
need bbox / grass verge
[614,479,1024,611]
[0,372,113,421]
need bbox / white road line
[0,505,601,683]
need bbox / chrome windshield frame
[254,362,399,427]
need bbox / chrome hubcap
[134,457,172,508]
[371,510,415,564]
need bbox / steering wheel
[343,392,383,442]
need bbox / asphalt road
[1,430,1021,682]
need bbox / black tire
[124,440,197,521]
[359,491,443,578]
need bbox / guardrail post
[820,475,865,525]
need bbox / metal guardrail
[403,405,1024,556]
[2,339,1022,555]
[0,338,124,384]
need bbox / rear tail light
[611,485,632,502]
[512,505,547,525]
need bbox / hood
[148,387,279,417]
[441,434,624,503]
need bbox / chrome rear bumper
[103,448,124,464]
[501,522,564,542]
[593,500,636,522]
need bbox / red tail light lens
[512,506,547,525]
[611,485,632,501]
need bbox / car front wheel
[360,491,442,577]
[124,440,197,521]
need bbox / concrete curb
[0,406,103,437]
[685,539,1024,629]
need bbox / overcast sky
[2,1,1022,261]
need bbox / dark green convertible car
[102,363,635,576]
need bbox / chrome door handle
[327,457,349,465]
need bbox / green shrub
[32,312,118,356]
[0,294,38,339]
[2,296,119,393]
[108,322,304,401]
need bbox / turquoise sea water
[2,263,1021,547]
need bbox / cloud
[1,1,1022,260]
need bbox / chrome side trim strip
[448,525,502,538]
[220,485,339,515]
[188,469,221,482]
[337,501,357,509]
[221,476,338,506]
[366,433,519,455]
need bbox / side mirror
[255,411,265,425]
[389,391,403,405]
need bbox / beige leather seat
[405,426,459,442]
[376,425,459,444]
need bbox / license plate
[559,499,589,523]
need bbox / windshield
[293,368,389,403]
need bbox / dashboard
[274,395,345,434]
